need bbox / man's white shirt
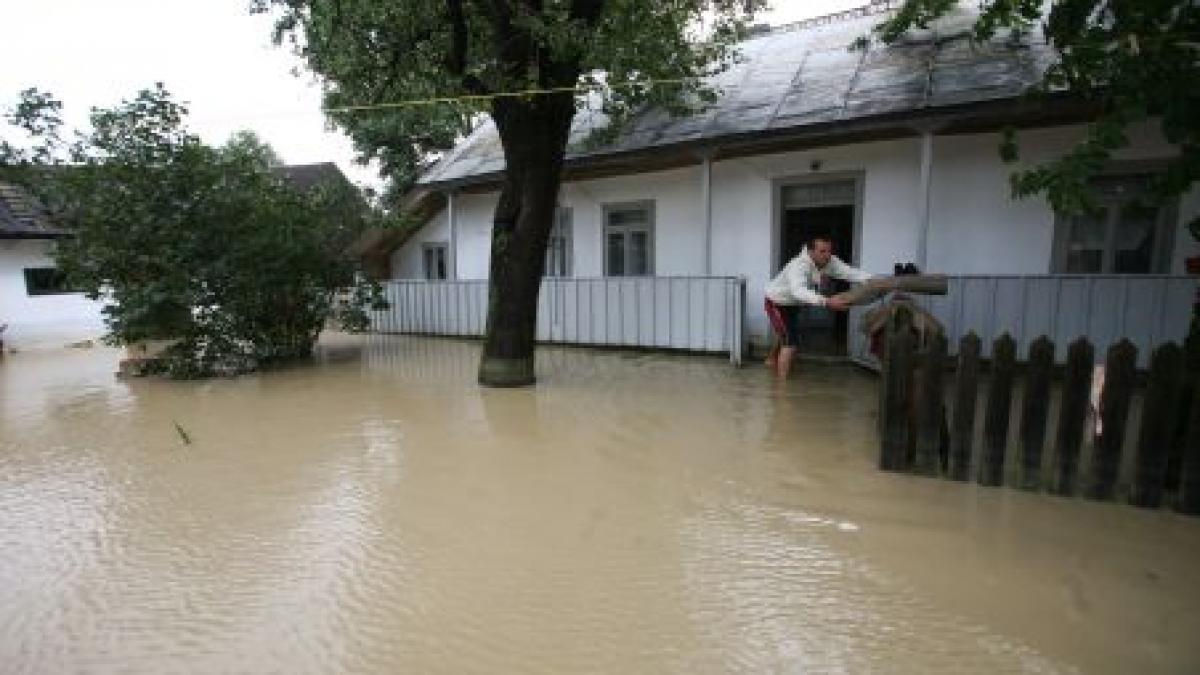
[764,248,871,306]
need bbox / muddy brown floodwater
[1,334,1198,673]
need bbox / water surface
[2,335,1198,673]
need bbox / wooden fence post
[1178,379,1200,515]
[979,334,1016,487]
[1131,343,1182,508]
[1088,340,1137,501]
[950,332,980,481]
[1019,336,1055,490]
[881,307,916,471]
[915,332,947,476]
[1053,338,1093,496]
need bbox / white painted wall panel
[0,240,106,349]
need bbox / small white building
[369,4,1198,363]
[0,183,105,350]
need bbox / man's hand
[826,296,851,312]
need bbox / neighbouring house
[274,161,357,196]
[362,1,1199,366]
[0,162,363,351]
[277,162,378,263]
[0,181,105,350]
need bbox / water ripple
[0,337,1197,673]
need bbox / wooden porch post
[700,151,714,276]
[915,129,934,270]
[446,189,458,280]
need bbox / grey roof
[420,4,1056,187]
[0,182,67,239]
[274,162,352,191]
[0,163,351,240]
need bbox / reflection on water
[1,334,1198,673]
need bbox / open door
[779,180,858,357]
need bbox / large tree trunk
[477,95,575,386]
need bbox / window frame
[602,200,655,277]
[1050,169,1179,275]
[543,207,574,278]
[23,267,77,297]
[421,242,449,280]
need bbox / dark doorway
[780,204,855,356]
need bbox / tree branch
[446,0,490,94]
[447,0,470,76]
[485,0,528,79]
[569,0,605,27]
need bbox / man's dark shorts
[764,298,802,347]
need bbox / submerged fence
[368,276,747,365]
[878,311,1200,515]
[851,275,1197,369]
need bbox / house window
[604,201,654,276]
[544,207,573,277]
[1053,174,1176,274]
[422,242,448,280]
[23,267,76,296]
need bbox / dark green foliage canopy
[253,0,765,194]
[1,86,385,377]
[873,0,1199,216]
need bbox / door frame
[770,171,866,273]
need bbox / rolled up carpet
[831,274,948,307]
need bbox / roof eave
[418,93,1095,193]
[0,231,71,240]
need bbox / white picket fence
[369,276,747,365]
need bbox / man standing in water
[764,234,872,379]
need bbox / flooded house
[361,2,1198,368]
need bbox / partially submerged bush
[4,86,387,377]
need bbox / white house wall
[455,193,498,279]
[0,240,106,349]
[561,167,706,276]
[392,210,448,278]
[731,137,925,274]
[927,133,1055,274]
[927,122,1199,275]
[392,122,1197,346]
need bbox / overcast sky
[0,1,861,191]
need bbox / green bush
[4,86,387,376]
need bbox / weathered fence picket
[1131,344,1182,508]
[878,319,1200,516]
[979,334,1016,487]
[1052,339,1093,496]
[1019,337,1054,490]
[1179,387,1200,515]
[949,333,980,481]
[1088,341,1137,501]
[914,333,947,476]
[881,307,916,472]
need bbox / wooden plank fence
[879,306,1200,514]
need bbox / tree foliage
[255,0,763,194]
[1,86,385,377]
[871,0,1199,216]
[253,0,764,385]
